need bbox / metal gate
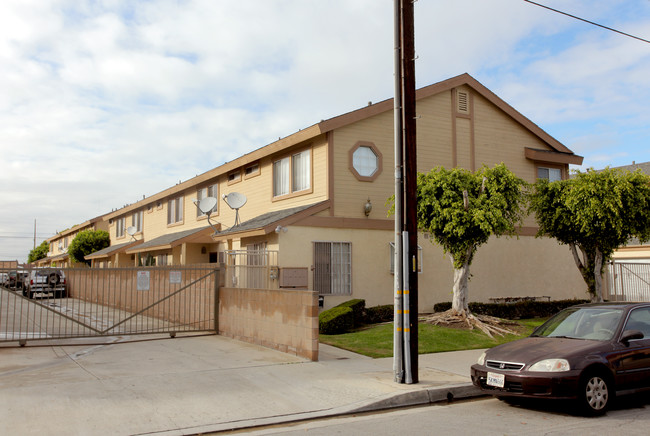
[0,266,219,346]
[606,261,650,302]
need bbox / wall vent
[457,91,469,114]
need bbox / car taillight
[30,279,34,285]
[62,278,66,284]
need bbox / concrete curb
[347,383,485,413]
[142,383,485,436]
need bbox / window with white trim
[537,167,562,182]
[389,242,422,274]
[116,217,126,238]
[132,210,143,232]
[273,149,311,197]
[196,184,218,217]
[313,242,351,295]
[167,196,184,225]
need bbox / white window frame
[389,242,423,274]
[196,184,218,217]
[273,149,311,198]
[116,217,126,238]
[132,210,143,233]
[167,196,184,225]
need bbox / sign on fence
[137,271,150,291]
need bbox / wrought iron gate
[0,266,219,346]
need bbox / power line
[524,0,650,44]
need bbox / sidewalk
[0,335,485,436]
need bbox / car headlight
[529,359,570,372]
[477,352,486,365]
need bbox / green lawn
[319,318,547,358]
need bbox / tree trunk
[593,248,604,302]
[451,249,472,317]
[569,243,599,301]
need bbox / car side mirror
[621,329,644,345]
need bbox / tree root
[419,310,517,339]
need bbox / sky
[1,0,650,263]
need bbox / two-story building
[34,216,109,267]
[81,73,586,310]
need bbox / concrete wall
[66,267,318,361]
[218,287,319,361]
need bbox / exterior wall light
[364,198,372,217]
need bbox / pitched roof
[85,240,143,260]
[610,161,650,174]
[105,73,581,220]
[125,226,212,254]
[213,201,330,239]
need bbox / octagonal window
[349,141,382,181]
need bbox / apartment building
[80,73,586,310]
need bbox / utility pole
[33,219,36,250]
[393,0,418,384]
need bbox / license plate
[487,372,505,388]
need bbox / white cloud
[1,0,650,261]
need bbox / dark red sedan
[471,302,650,415]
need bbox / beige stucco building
[34,216,109,267]
[65,74,587,311]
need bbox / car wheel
[579,371,612,416]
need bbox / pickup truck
[23,269,67,299]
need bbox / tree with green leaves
[68,229,110,265]
[28,240,49,263]
[529,168,650,302]
[416,163,527,334]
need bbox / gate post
[214,266,223,334]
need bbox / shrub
[364,305,394,324]
[433,299,590,319]
[335,299,365,326]
[319,306,354,335]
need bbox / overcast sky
[2,0,650,263]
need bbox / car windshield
[531,307,624,341]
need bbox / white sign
[137,271,150,291]
[169,271,182,284]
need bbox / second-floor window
[537,167,562,182]
[273,149,310,197]
[132,211,143,232]
[116,217,125,238]
[197,184,218,217]
[167,196,184,225]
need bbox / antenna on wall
[193,197,219,234]
[222,192,247,227]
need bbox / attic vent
[457,91,469,114]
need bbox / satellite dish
[193,196,219,234]
[223,192,247,210]
[126,226,138,241]
[223,192,247,226]
[197,197,218,216]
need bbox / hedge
[433,299,590,319]
[319,306,354,335]
[335,299,365,326]
[364,305,394,324]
